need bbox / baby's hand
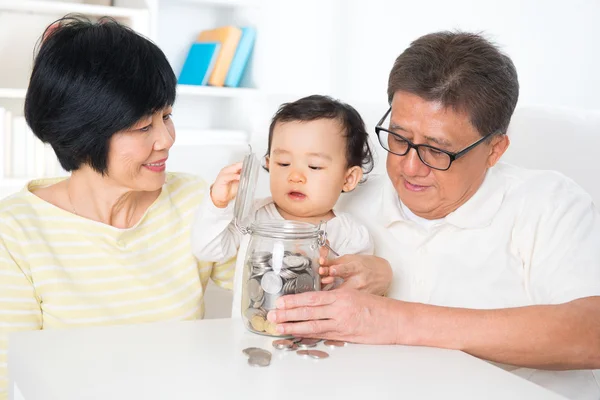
[210,162,243,208]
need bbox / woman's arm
[0,236,43,399]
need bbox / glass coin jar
[234,152,328,336]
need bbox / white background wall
[329,0,600,110]
[206,0,600,175]
[162,0,600,124]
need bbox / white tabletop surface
[8,318,564,400]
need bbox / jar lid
[234,151,260,232]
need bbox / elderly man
[267,32,600,400]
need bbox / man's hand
[319,254,392,295]
[267,289,404,344]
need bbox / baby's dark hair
[264,95,374,179]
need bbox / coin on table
[247,349,272,367]
[324,340,347,348]
[242,347,263,357]
[244,348,271,358]
[272,339,295,350]
[248,356,270,367]
[272,339,298,350]
[307,350,329,359]
[297,338,321,348]
[261,271,283,294]
[296,350,311,357]
[250,315,266,332]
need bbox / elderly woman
[0,17,234,397]
[268,32,600,400]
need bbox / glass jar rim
[249,220,319,240]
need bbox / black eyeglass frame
[374,107,500,171]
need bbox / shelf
[0,85,261,100]
[0,88,27,99]
[0,1,146,19]
[169,0,261,8]
[176,84,260,99]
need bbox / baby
[191,95,375,310]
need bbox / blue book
[224,27,256,87]
[178,42,221,86]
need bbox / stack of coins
[242,339,348,367]
[271,338,348,359]
[242,347,272,367]
[244,250,316,335]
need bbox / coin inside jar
[295,274,314,293]
[283,255,306,268]
[261,271,283,294]
[248,279,263,302]
[250,315,266,332]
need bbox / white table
[8,318,564,400]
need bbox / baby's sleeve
[190,188,242,263]
[326,212,374,256]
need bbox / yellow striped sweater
[0,173,235,398]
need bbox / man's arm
[268,291,600,370]
[400,296,600,369]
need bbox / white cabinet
[0,0,343,198]
[0,0,152,198]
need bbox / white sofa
[503,105,600,205]
[202,104,600,319]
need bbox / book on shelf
[179,25,256,89]
[178,42,221,86]
[225,26,256,88]
[197,26,242,87]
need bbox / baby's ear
[342,166,363,192]
[263,156,270,172]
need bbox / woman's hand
[210,162,243,208]
[267,289,404,344]
[319,254,392,296]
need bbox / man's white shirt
[337,162,600,400]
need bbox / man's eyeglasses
[375,107,499,171]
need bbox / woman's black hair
[24,15,177,174]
